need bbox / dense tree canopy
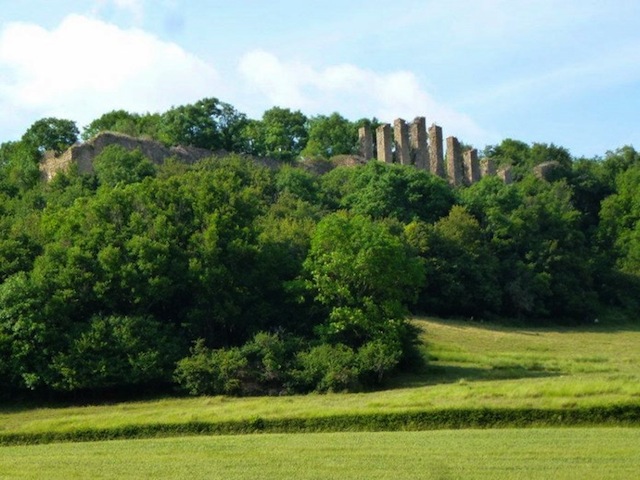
[0,99,639,400]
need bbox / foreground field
[2,317,639,442]
[2,428,639,479]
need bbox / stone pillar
[428,123,445,178]
[376,124,393,164]
[446,136,464,186]
[480,158,497,177]
[410,117,428,170]
[498,166,513,184]
[393,118,411,165]
[358,124,373,160]
[463,148,481,185]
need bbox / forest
[1,97,639,400]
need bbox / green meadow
[2,429,639,480]
[1,317,639,478]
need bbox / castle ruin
[359,118,512,185]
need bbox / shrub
[357,339,402,386]
[174,340,247,396]
[293,343,360,393]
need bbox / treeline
[0,98,639,400]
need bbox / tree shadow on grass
[386,363,560,390]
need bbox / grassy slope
[1,317,639,438]
[2,429,640,479]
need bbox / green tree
[302,113,357,158]
[406,206,501,317]
[81,110,161,140]
[93,145,156,187]
[159,97,247,151]
[243,107,308,161]
[21,117,79,154]
[303,212,424,348]
[322,161,455,223]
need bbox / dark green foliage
[241,107,308,161]
[174,340,248,396]
[406,206,501,317]
[93,145,156,186]
[322,162,455,223]
[159,98,248,151]
[51,315,180,391]
[1,97,639,399]
[21,117,79,154]
[302,113,358,158]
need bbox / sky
[1,0,639,158]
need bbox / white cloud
[238,50,491,146]
[0,14,222,137]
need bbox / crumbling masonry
[358,118,512,185]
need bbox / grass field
[2,428,639,479]
[2,318,639,478]
[2,317,639,439]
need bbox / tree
[82,110,144,140]
[302,113,357,158]
[242,107,308,161]
[303,212,424,347]
[93,145,156,187]
[406,206,501,317]
[159,97,247,151]
[322,161,456,223]
[21,117,79,154]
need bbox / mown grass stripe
[2,404,639,446]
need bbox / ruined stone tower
[393,118,411,166]
[446,136,464,186]
[410,117,428,170]
[376,124,393,163]
[428,124,445,178]
[358,124,374,160]
[463,148,481,185]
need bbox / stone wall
[40,132,215,181]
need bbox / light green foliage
[174,340,247,396]
[82,110,163,141]
[0,140,42,194]
[485,138,571,181]
[294,343,359,392]
[599,163,640,275]
[304,212,424,347]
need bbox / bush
[51,315,180,391]
[293,343,360,393]
[174,340,247,396]
[357,339,402,386]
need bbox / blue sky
[1,0,639,158]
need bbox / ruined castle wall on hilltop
[40,132,216,181]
